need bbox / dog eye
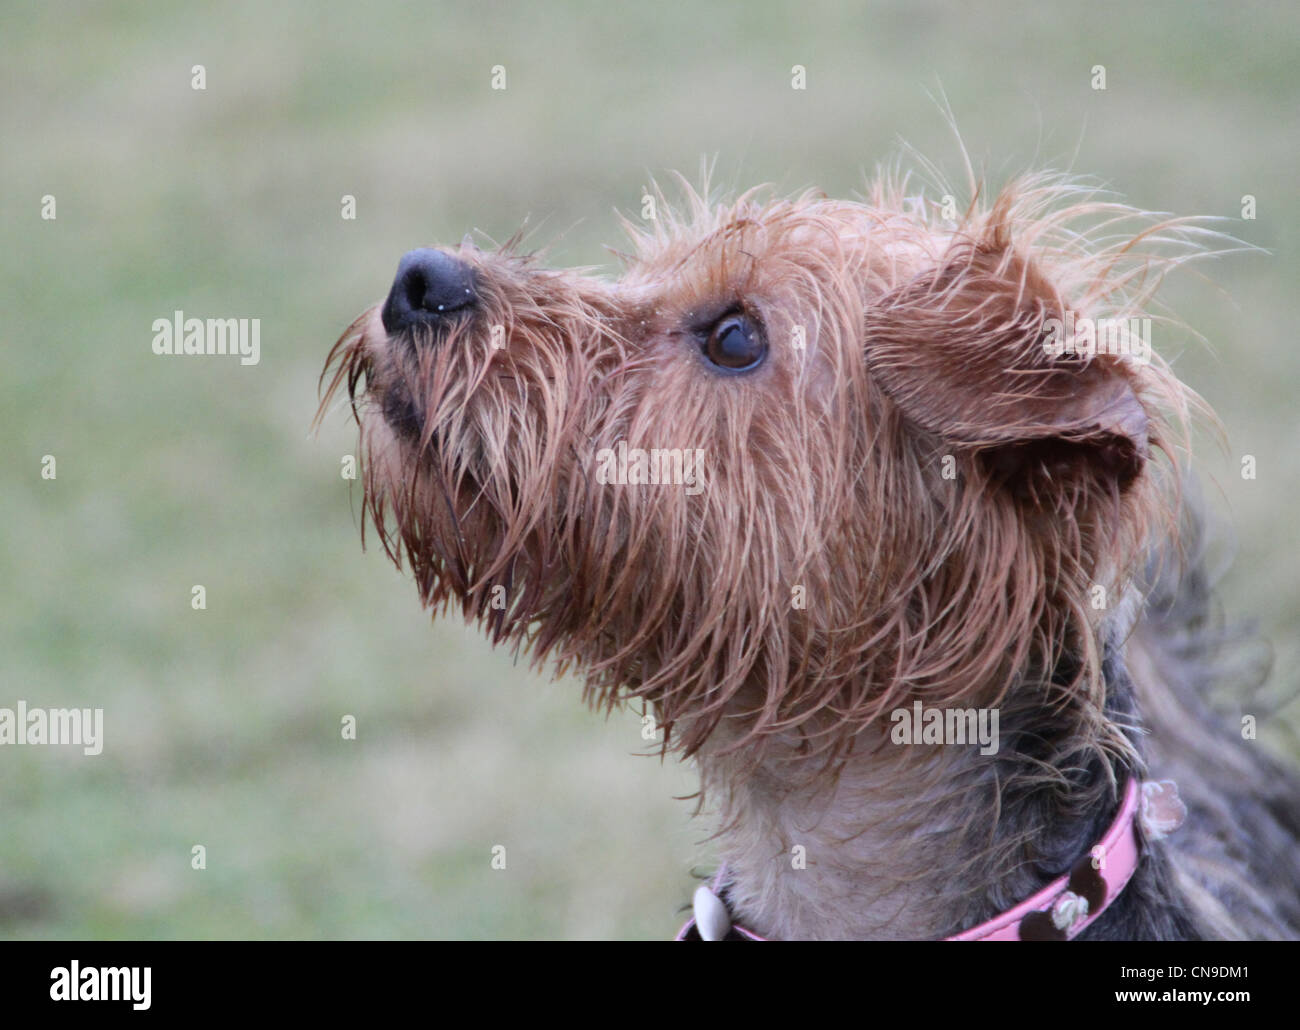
[703,313,766,371]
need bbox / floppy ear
[863,243,1149,492]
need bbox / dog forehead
[614,196,944,304]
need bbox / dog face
[322,176,1187,757]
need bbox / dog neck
[692,636,1139,941]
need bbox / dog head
[321,171,1199,758]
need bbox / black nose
[381,248,478,334]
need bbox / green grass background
[1,1,1296,939]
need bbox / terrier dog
[320,166,1300,940]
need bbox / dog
[320,165,1300,940]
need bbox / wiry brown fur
[319,162,1300,940]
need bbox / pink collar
[676,778,1185,941]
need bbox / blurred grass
[1,0,1297,938]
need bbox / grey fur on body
[698,523,1300,941]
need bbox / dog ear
[863,244,1149,492]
